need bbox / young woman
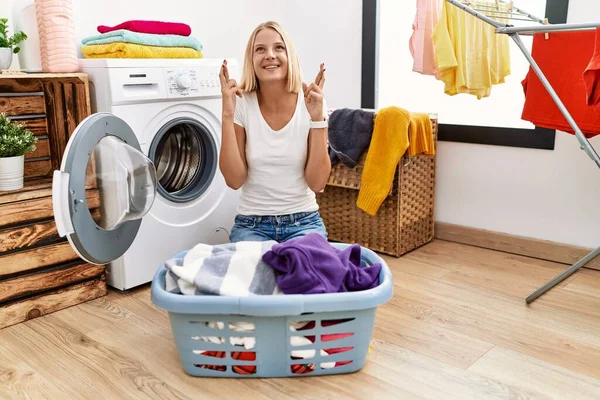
[218,21,331,243]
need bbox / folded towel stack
[81,20,203,59]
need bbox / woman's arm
[218,60,247,190]
[219,118,247,190]
[304,125,331,192]
[303,63,331,192]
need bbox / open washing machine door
[52,113,158,265]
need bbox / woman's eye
[276,45,285,50]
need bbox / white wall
[0,0,362,109]
[378,0,600,249]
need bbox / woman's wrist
[309,119,328,129]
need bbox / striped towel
[165,241,282,297]
[82,29,203,51]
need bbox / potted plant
[0,113,37,191]
[0,18,27,70]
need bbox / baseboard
[434,222,600,271]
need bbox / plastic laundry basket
[151,242,393,378]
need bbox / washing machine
[52,58,241,290]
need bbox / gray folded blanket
[328,108,375,168]
[164,240,282,296]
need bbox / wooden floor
[1,239,600,399]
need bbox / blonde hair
[239,21,302,93]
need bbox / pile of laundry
[164,233,381,374]
[327,106,435,216]
[80,20,203,59]
[164,232,381,297]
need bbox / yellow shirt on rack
[432,0,511,99]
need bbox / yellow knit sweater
[408,113,435,157]
[356,106,411,215]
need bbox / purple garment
[261,233,382,294]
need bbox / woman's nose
[266,47,275,59]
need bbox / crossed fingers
[314,63,325,90]
[304,63,326,103]
[219,60,243,97]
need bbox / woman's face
[252,28,288,84]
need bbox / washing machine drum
[149,117,218,203]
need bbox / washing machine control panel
[165,68,221,98]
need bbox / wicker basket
[317,117,437,257]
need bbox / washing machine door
[52,113,158,265]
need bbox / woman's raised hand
[219,59,243,118]
[303,63,326,122]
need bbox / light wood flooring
[1,239,600,399]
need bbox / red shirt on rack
[583,27,600,108]
[521,30,600,138]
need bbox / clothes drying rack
[444,0,600,304]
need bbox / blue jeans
[229,211,328,243]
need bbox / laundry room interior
[1,0,600,398]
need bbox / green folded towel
[81,29,203,51]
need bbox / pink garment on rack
[409,0,442,77]
[521,30,600,138]
[97,20,191,36]
[583,27,600,107]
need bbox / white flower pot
[0,155,25,191]
[0,48,13,70]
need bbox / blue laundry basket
[151,242,393,378]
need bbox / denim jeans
[229,211,328,243]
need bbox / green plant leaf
[0,18,27,50]
[0,112,38,158]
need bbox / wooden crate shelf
[0,73,106,330]
[0,73,91,180]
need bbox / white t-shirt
[233,89,324,216]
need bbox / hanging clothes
[328,108,375,168]
[432,0,511,99]
[522,30,600,138]
[583,27,600,108]
[356,106,411,216]
[408,113,435,157]
[409,0,443,77]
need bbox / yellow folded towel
[81,42,203,58]
[407,113,435,157]
[356,106,411,215]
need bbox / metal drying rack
[445,0,600,304]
